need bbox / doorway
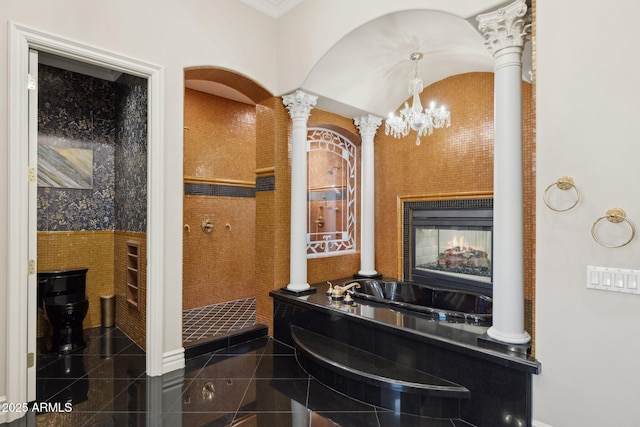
[35,52,148,350]
[6,23,169,417]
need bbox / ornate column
[282,91,317,293]
[477,0,531,344]
[354,114,383,278]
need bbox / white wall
[0,0,277,404]
[535,1,640,425]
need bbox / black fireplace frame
[403,198,493,296]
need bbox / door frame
[6,22,172,419]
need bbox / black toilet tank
[37,268,88,307]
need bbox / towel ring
[591,208,636,248]
[543,176,580,212]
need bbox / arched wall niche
[306,124,361,258]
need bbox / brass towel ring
[591,208,636,248]
[543,176,580,212]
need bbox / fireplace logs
[417,245,491,278]
[438,247,490,269]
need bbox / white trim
[532,421,554,427]
[162,348,186,374]
[6,22,32,424]
[26,48,38,403]
[0,396,6,424]
[6,23,181,413]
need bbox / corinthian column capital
[477,0,531,55]
[354,114,383,140]
[282,90,317,121]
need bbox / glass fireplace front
[409,205,493,295]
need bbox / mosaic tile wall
[38,65,147,232]
[114,74,147,233]
[255,98,282,331]
[37,64,116,231]
[37,65,148,339]
[183,89,256,310]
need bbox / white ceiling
[239,0,305,19]
[191,0,532,119]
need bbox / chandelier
[384,52,451,145]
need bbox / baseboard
[533,420,554,427]
[162,347,185,374]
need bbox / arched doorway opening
[182,67,272,351]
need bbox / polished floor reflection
[5,327,473,427]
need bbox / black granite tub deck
[271,282,540,427]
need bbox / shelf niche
[126,241,140,310]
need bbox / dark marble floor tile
[36,377,81,403]
[195,354,261,379]
[240,378,310,412]
[102,378,148,413]
[115,342,145,356]
[310,410,382,427]
[376,411,461,427]
[21,326,483,427]
[254,354,309,379]
[37,355,89,379]
[82,410,147,427]
[174,411,234,427]
[36,350,64,372]
[85,354,146,379]
[34,409,98,427]
[76,328,141,356]
[231,411,318,427]
[450,419,477,426]
[173,378,252,413]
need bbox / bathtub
[347,279,492,325]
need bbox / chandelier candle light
[385,52,451,145]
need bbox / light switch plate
[586,265,640,295]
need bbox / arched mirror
[307,127,356,256]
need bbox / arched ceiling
[301,8,515,118]
[192,1,532,119]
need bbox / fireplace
[404,199,493,296]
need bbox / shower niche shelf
[126,241,140,310]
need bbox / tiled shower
[182,87,258,343]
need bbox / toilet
[38,268,89,353]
